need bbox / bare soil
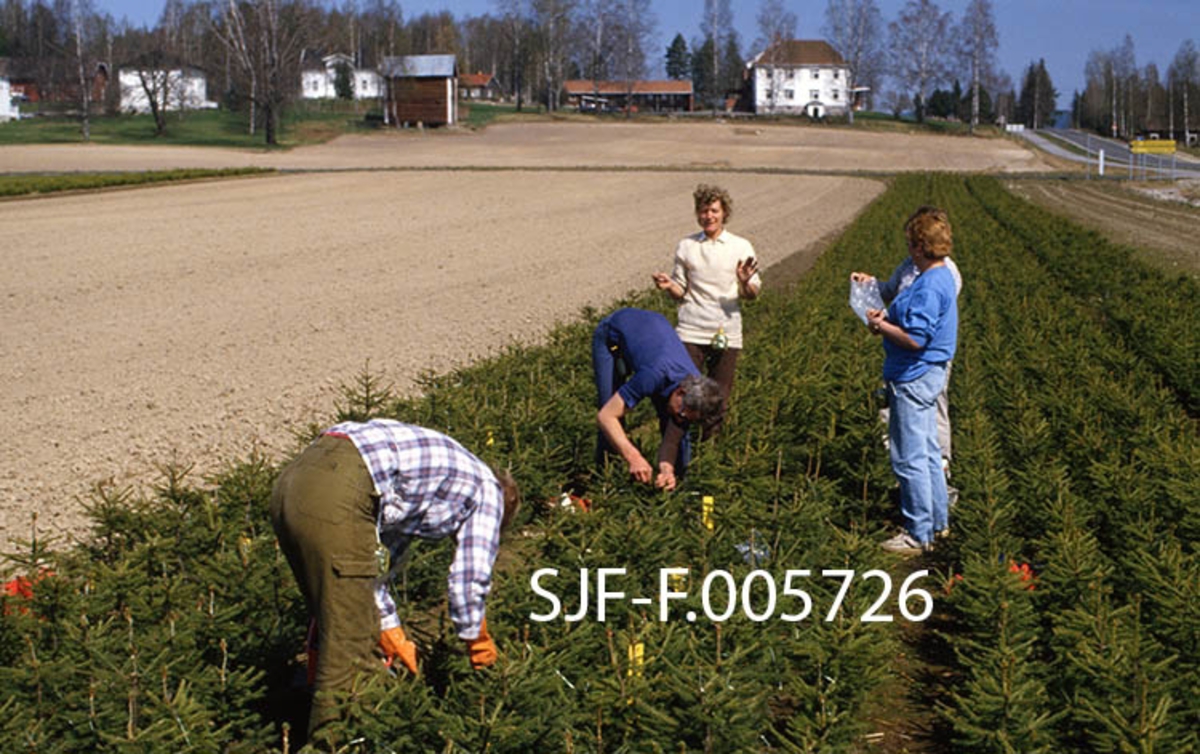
[0,121,1049,546]
[1006,178,1200,278]
[0,120,1048,174]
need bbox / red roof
[563,80,693,96]
[460,72,493,87]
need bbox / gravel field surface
[0,120,1048,173]
[0,122,1048,545]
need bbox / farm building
[300,51,383,100]
[380,54,458,127]
[0,56,106,109]
[746,40,851,118]
[562,80,693,113]
[459,72,500,101]
[118,66,217,114]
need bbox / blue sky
[98,0,1200,101]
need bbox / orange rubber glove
[466,618,498,669]
[379,625,419,675]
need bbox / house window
[787,70,795,80]
[833,70,840,80]
[811,90,820,100]
[811,69,819,79]
[832,89,840,100]
[784,89,794,101]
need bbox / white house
[747,40,851,118]
[300,52,383,100]
[119,67,217,113]
[0,77,18,122]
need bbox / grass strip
[0,167,274,197]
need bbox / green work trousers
[270,434,384,736]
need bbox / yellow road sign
[1130,139,1176,154]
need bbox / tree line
[2,0,1195,144]
[1076,35,1200,142]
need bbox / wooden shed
[562,80,693,114]
[380,54,458,127]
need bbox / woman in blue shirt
[864,207,958,554]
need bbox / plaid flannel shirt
[325,420,503,640]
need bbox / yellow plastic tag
[627,641,644,677]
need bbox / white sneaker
[947,486,959,509]
[881,532,930,554]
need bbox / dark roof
[563,80,693,96]
[380,54,457,78]
[753,40,847,67]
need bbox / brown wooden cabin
[380,54,458,127]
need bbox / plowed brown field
[1,121,1050,543]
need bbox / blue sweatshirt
[883,265,958,383]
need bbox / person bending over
[592,307,723,490]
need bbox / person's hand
[850,271,875,283]
[737,257,759,284]
[866,308,886,335]
[379,625,419,674]
[651,272,674,290]
[627,452,653,484]
[655,463,677,491]
[465,618,498,669]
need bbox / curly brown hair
[693,184,733,222]
[904,205,953,258]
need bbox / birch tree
[823,0,883,123]
[531,0,574,110]
[212,0,257,135]
[954,0,997,132]
[69,0,92,139]
[1169,40,1197,144]
[1112,34,1136,137]
[211,0,310,144]
[754,0,796,114]
[495,0,530,109]
[698,0,732,109]
[611,0,653,115]
[887,0,952,123]
[578,0,617,106]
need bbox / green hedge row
[0,168,273,197]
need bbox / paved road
[1027,128,1200,177]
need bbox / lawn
[0,105,380,149]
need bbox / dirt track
[0,122,1049,545]
[1006,178,1200,277]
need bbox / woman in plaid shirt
[270,419,520,736]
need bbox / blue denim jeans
[887,364,949,544]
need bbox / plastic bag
[849,278,885,325]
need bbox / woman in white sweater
[652,184,762,438]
